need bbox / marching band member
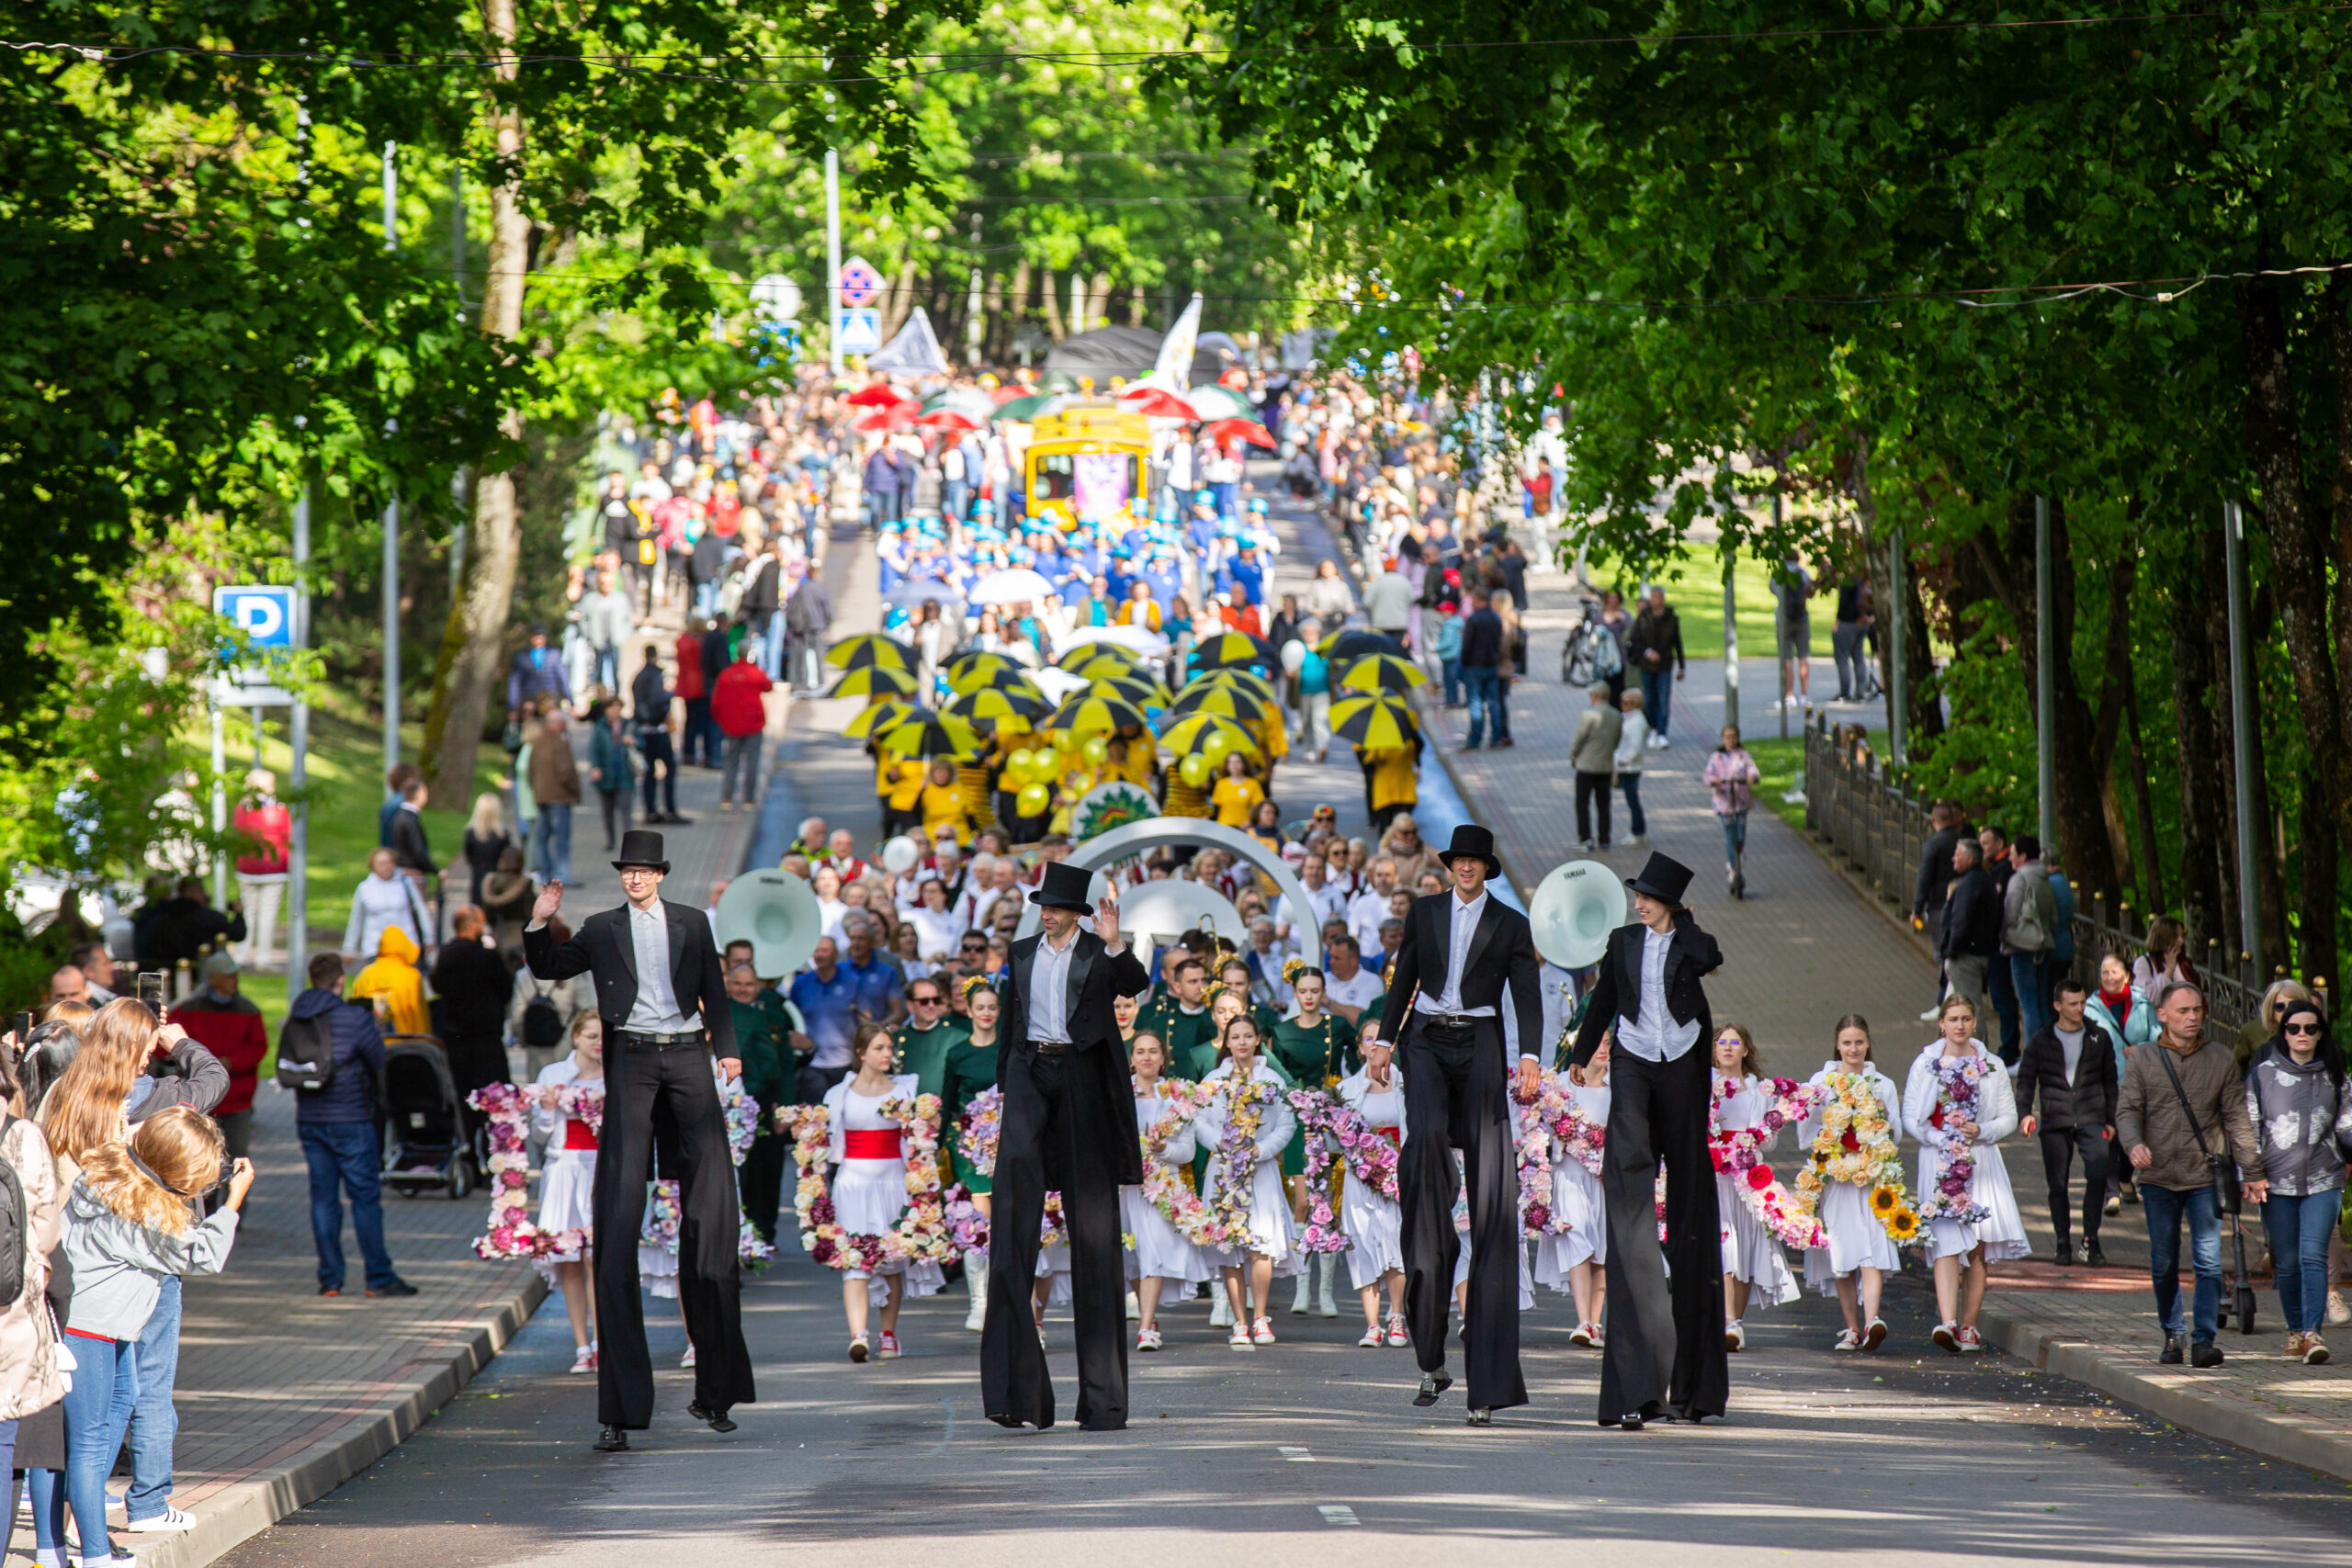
[533,1012,605,1373]
[824,1022,944,1362]
[1125,1032,1209,1351]
[1801,1014,1905,1350]
[1713,1023,1799,1349]
[1336,1033,1408,1347]
[1197,1014,1298,1350]
[1533,1052,1610,1348]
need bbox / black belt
[1415,1011,1491,1032]
[1031,1040,1071,1055]
[616,1029,707,1049]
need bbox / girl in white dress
[1336,1035,1407,1348]
[1533,1051,1610,1348]
[1713,1024,1800,1350]
[1125,1032,1209,1352]
[1196,1014,1298,1350]
[531,1013,604,1374]
[822,1022,945,1363]
[1904,994,2028,1352]
[1800,1014,1905,1352]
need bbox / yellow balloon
[1081,736,1109,766]
[1048,728,1075,753]
[1178,753,1211,788]
[1016,783,1052,817]
[1201,729,1234,767]
[1006,748,1036,780]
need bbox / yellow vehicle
[1023,401,1150,528]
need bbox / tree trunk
[2167,532,2228,949]
[1900,536,1944,747]
[1040,268,1064,342]
[421,0,526,806]
[2118,616,2165,915]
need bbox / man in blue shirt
[840,915,904,1029]
[506,625,571,712]
[786,936,859,1101]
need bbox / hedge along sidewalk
[112,1081,542,1568]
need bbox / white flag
[1150,293,1203,389]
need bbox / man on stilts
[1571,852,1728,1429]
[1388,824,1544,1425]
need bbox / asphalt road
[217,1255,2352,1568]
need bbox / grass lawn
[1569,540,1950,665]
[1743,727,1889,833]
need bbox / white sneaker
[123,1507,198,1534]
[1724,1319,1746,1352]
[1832,1329,1860,1351]
[680,1344,697,1369]
[1918,1005,1942,1021]
[1646,734,1668,750]
[569,1344,596,1374]
[2331,1290,2351,1326]
[1358,1324,1385,1348]
[1228,1325,1257,1351]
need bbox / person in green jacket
[940,978,1002,1332]
[892,973,972,1100]
[1217,956,1285,1052]
[1271,964,1355,1088]
[1135,954,1216,1080]
[728,962,797,1244]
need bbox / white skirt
[538,1149,596,1246]
[1204,1155,1298,1275]
[1340,1171,1403,1290]
[1036,1238,1072,1305]
[1123,1182,1212,1287]
[1451,1225,1537,1308]
[1918,1142,2031,1264]
[832,1155,944,1293]
[1717,1172,1800,1306]
[1804,1179,1901,1291]
[1532,1160,1605,1290]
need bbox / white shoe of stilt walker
[963,1250,989,1332]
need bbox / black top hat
[1029,860,1095,913]
[1626,851,1694,908]
[612,829,671,874]
[1434,823,1503,879]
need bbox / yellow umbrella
[1062,653,1144,684]
[1047,694,1148,738]
[1090,672,1171,709]
[823,665,920,699]
[1187,630,1272,671]
[1184,666,1278,703]
[1329,694,1420,750]
[843,698,915,739]
[825,633,918,671]
[1157,711,1261,759]
[875,710,984,760]
[944,687,1046,733]
[1336,653,1430,694]
[945,651,1030,693]
[1167,682,1272,724]
[1058,642,1141,672]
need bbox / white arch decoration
[1015,817,1323,968]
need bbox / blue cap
[1195,490,1216,504]
[1247,497,1268,513]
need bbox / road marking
[1279,1446,1313,1461]
[928,1396,956,1455]
[1317,1505,1360,1527]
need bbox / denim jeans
[1441,657,1462,706]
[2261,1189,2345,1334]
[533,801,574,885]
[300,1121,399,1291]
[1719,809,1749,871]
[39,1335,136,1561]
[2009,952,2051,1043]
[721,732,762,807]
[694,581,719,620]
[125,1274,182,1523]
[594,644,620,694]
[1620,772,1646,837]
[1462,666,1500,747]
[2142,1182,2222,1342]
[1638,667,1672,739]
[762,615,788,679]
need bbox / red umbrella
[915,407,987,433]
[854,403,916,433]
[845,381,913,408]
[1116,385,1201,422]
[1207,417,1275,450]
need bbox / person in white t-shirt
[1320,935,1385,1024]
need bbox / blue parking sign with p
[214,586,295,649]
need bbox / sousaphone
[1527,859,1626,970]
[716,868,823,980]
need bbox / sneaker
[1724,1320,1746,1352]
[1358,1325,1385,1348]
[1569,1323,1595,1348]
[877,1332,900,1359]
[1250,1316,1276,1346]
[1918,1005,1943,1021]
[1864,1317,1888,1350]
[681,1344,696,1369]
[569,1345,596,1374]
[2104,1192,2123,1217]
[1587,1322,1605,1348]
[2305,1335,2331,1366]
[849,1336,870,1363]
[1228,1325,1257,1351]
[1933,1321,1962,1353]
[2191,1340,2225,1369]
[2286,1333,2309,1359]
[1624,834,1648,848]
[2081,1238,2108,1268]
[2331,1290,2351,1325]
[1833,1328,1860,1351]
[318,1285,343,1297]
[2160,1332,2186,1365]
[1136,1326,1163,1352]
[366,1278,419,1299]
[1957,1326,1984,1352]
[1386,1314,1408,1348]
[122,1507,197,1534]
[1126,1292,1142,1321]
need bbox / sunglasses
[911,996,944,1007]
[2285,1022,2323,1037]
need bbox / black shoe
[594,1425,630,1452]
[2081,1238,2107,1268]
[1614,1412,1645,1430]
[2051,1241,2074,1266]
[2191,1340,2225,1369]
[2160,1333,2186,1365]
[1412,1371,1453,1407]
[686,1400,738,1433]
[1465,1407,1493,1426]
[366,1278,419,1298]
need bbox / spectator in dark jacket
[386,776,437,883]
[2017,976,2121,1266]
[166,954,266,1160]
[1912,799,1967,1017]
[1458,590,1506,751]
[431,905,514,1116]
[785,567,833,691]
[700,619,736,762]
[1939,840,1999,1020]
[150,877,247,972]
[631,651,682,823]
[505,625,571,712]
[1626,586,1685,746]
[288,953,413,1297]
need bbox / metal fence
[1798,714,2315,1034]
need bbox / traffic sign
[835,308,882,355]
[838,255,882,309]
[750,273,803,322]
[213,586,296,648]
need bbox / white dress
[530,1058,602,1277]
[1196,1060,1300,1275]
[1122,1089,1211,1288]
[820,1074,946,1299]
[1713,1073,1800,1306]
[1903,1042,2029,1263]
[1533,1079,1609,1290]
[1798,1063,1905,1291]
[1336,1068,1405,1290]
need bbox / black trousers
[593,1038,756,1428]
[982,1049,1127,1430]
[2038,1124,2110,1245]
[1575,771,1612,845]
[1599,1043,1727,1424]
[639,732,678,818]
[1398,1019,1527,1411]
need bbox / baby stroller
[380,1033,479,1200]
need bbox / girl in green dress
[941,979,1001,1333]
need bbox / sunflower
[1870,1185,1903,1217]
[1886,1207,1921,1242]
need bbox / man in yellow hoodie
[349,924,432,1036]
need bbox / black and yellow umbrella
[1329,694,1420,750]
[875,709,983,760]
[1167,682,1272,725]
[1184,666,1279,703]
[1157,711,1261,759]
[1336,652,1430,694]
[944,650,1029,692]
[1062,655,1145,687]
[1090,672,1171,709]
[826,633,918,672]
[1058,642,1141,672]
[1187,631,1272,672]
[823,664,920,700]
[1047,693,1148,738]
[843,698,916,739]
[1317,627,1401,662]
[944,687,1047,734]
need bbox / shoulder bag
[2153,1043,2244,1215]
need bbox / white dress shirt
[1614,925,1701,1062]
[625,900,695,1034]
[1028,927,1080,1043]
[1416,889,1496,1018]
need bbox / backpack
[276,1010,340,1093]
[521,982,566,1049]
[0,1117,27,1308]
[1588,625,1623,679]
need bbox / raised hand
[532,879,565,926]
[1095,886,1121,949]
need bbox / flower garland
[785,1094,959,1273]
[1917,1055,1994,1228]
[552,1083,605,1135]
[944,1185,989,1252]
[1513,1086,1570,1237]
[1209,1074,1280,1245]
[1544,1079,1607,1179]
[1143,1079,1241,1247]
[1282,1088,1353,1255]
[1290,1090,1401,1203]
[468,1083,579,1259]
[1708,1075,1828,1252]
[1791,1071,1920,1245]
[877,1093,959,1269]
[640,1179,682,1253]
[958,1087,1003,1179]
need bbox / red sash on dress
[1374,1126,1400,1145]
[563,1121,600,1151]
[844,1128,903,1159]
